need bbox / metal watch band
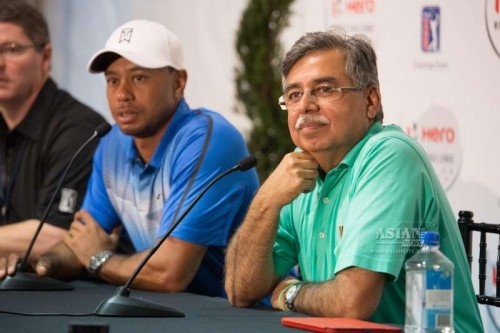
[284,282,303,312]
[88,250,113,276]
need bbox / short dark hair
[0,0,50,50]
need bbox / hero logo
[420,127,455,143]
[405,107,461,191]
[331,0,376,16]
[485,0,500,57]
[406,125,455,144]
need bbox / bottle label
[405,270,453,330]
[423,271,453,328]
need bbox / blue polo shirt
[83,99,259,297]
[273,122,483,332]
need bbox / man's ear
[41,43,52,73]
[365,85,381,120]
[175,69,188,100]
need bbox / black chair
[457,210,500,307]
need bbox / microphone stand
[93,156,257,317]
[0,123,111,291]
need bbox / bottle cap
[421,231,439,246]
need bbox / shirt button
[319,232,325,239]
[322,197,329,204]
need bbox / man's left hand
[270,276,301,310]
[63,210,121,267]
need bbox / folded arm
[97,237,206,292]
[273,267,387,319]
[225,151,319,306]
[225,191,282,306]
[61,210,207,292]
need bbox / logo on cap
[119,28,133,43]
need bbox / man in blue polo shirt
[1,19,259,297]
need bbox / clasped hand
[0,210,121,279]
[64,210,121,268]
[260,151,319,207]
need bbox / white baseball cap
[88,19,184,73]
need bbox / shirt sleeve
[334,136,438,280]
[158,114,258,246]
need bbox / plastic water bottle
[405,231,454,333]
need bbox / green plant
[235,0,295,181]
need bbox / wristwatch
[284,282,303,312]
[88,250,113,276]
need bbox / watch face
[89,256,100,271]
[88,251,112,274]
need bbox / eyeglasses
[278,85,362,111]
[0,43,36,58]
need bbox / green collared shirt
[273,122,483,332]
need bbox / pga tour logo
[58,188,77,214]
[422,6,440,52]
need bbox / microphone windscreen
[95,122,112,138]
[238,156,257,171]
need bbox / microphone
[0,122,112,291]
[93,156,257,317]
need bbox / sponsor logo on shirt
[58,188,78,214]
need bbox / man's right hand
[33,242,86,280]
[259,151,319,208]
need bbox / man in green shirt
[224,29,483,332]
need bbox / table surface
[0,280,305,333]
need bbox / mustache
[295,114,330,129]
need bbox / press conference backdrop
[39,0,499,331]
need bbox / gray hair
[0,0,50,51]
[281,29,383,122]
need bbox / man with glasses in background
[225,29,483,332]
[0,0,105,257]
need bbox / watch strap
[284,282,303,312]
[88,250,113,276]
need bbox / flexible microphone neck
[93,156,256,316]
[19,123,112,270]
[122,155,257,290]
